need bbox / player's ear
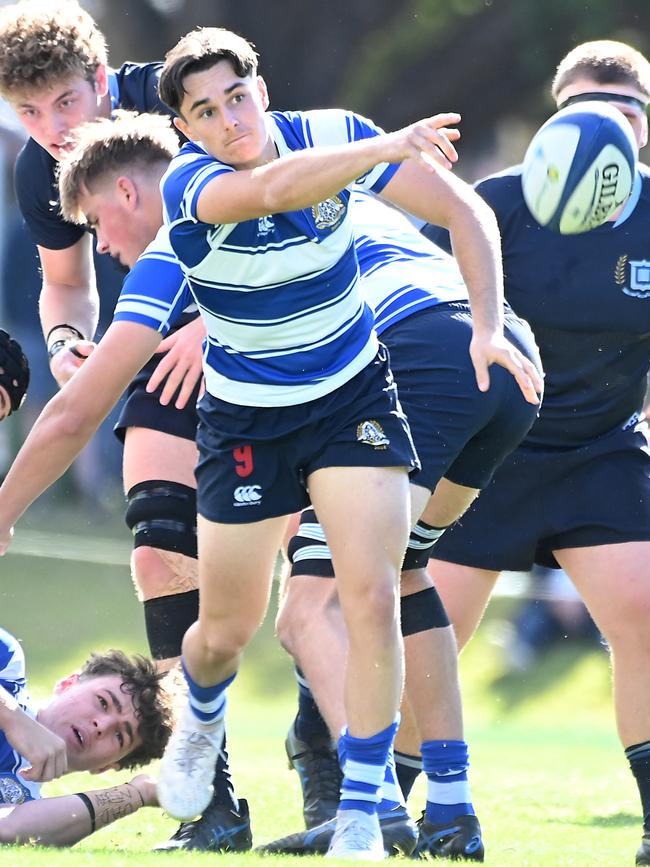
[116,176,139,209]
[257,75,269,110]
[93,64,109,99]
[54,673,80,694]
[173,115,194,141]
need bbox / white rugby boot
[157,706,224,821]
[326,809,386,861]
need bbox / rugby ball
[521,101,636,234]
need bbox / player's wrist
[46,324,85,362]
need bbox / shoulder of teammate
[114,226,192,334]
[271,108,397,193]
[161,141,233,224]
[14,139,85,250]
[113,61,169,116]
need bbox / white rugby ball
[521,101,636,234]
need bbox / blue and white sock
[377,745,407,812]
[421,739,475,824]
[338,720,399,816]
[182,658,235,727]
[294,666,330,742]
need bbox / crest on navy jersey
[257,216,275,236]
[312,195,346,230]
[0,773,30,804]
[356,420,389,449]
[615,254,650,299]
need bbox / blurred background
[0,0,637,684]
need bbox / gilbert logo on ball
[521,101,636,234]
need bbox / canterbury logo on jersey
[233,485,262,506]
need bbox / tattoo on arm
[89,784,141,828]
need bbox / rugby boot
[153,796,252,852]
[636,830,650,865]
[413,813,484,861]
[285,719,342,828]
[257,804,418,856]
[326,810,385,861]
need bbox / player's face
[80,179,154,268]
[9,67,108,161]
[174,60,275,169]
[37,674,141,773]
[0,385,9,421]
[556,77,649,150]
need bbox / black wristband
[46,324,85,345]
[47,339,70,362]
[76,792,96,833]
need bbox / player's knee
[198,622,252,665]
[276,576,336,654]
[131,545,199,600]
[346,579,400,638]
[125,480,197,560]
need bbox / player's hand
[3,711,68,781]
[469,331,544,405]
[129,773,158,807]
[382,113,461,171]
[0,526,14,556]
[147,317,206,410]
[49,340,96,387]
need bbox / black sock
[294,666,330,742]
[395,749,423,801]
[626,740,650,830]
[212,733,238,809]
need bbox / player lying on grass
[0,626,173,846]
[0,329,29,423]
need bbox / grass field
[0,511,642,866]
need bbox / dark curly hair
[79,649,173,770]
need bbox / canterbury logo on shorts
[233,485,262,506]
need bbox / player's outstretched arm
[0,321,161,554]
[0,774,156,847]
[193,113,461,225]
[380,160,543,404]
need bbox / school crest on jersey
[357,420,389,449]
[312,195,346,231]
[0,773,30,804]
[257,216,275,236]
[615,255,650,299]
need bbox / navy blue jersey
[425,166,650,449]
[14,62,168,251]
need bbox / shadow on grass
[567,812,638,828]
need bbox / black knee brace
[125,480,197,558]
[287,507,335,578]
[400,586,450,636]
[402,520,446,571]
[143,590,199,660]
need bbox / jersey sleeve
[113,227,194,334]
[162,146,234,225]
[14,143,85,250]
[298,109,399,193]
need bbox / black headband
[558,91,647,112]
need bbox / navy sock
[294,666,330,742]
[395,749,423,801]
[626,740,650,831]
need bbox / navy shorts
[195,346,419,524]
[381,303,541,492]
[432,419,650,570]
[114,316,201,443]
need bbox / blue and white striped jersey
[350,190,468,335]
[159,108,398,406]
[0,628,40,803]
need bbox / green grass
[0,530,641,865]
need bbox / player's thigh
[308,464,411,579]
[555,541,650,642]
[123,426,198,490]
[427,559,499,649]
[196,513,288,635]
